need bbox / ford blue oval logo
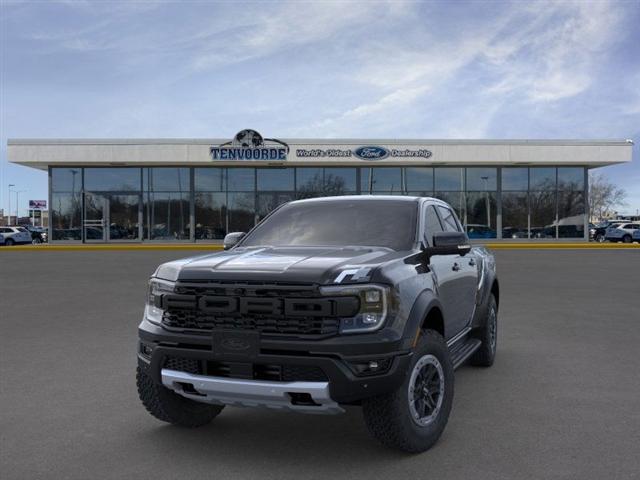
[221,338,250,351]
[354,146,389,160]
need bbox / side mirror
[425,231,471,257]
[223,232,246,250]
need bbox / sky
[1,0,639,217]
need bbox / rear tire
[362,330,454,453]
[623,235,632,243]
[136,366,224,428]
[470,294,498,367]
[5,238,14,246]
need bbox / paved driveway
[1,249,639,479]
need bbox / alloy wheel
[408,354,445,427]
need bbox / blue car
[466,224,497,239]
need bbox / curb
[484,243,640,249]
[1,243,639,251]
[0,244,225,251]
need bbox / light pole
[15,190,26,224]
[8,184,15,225]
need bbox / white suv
[605,223,640,243]
[0,226,32,246]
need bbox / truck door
[424,204,478,340]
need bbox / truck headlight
[320,284,390,334]
[144,278,175,325]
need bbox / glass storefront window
[466,192,497,238]
[227,168,255,191]
[502,168,528,191]
[501,192,528,239]
[435,168,464,191]
[405,167,433,194]
[257,168,294,191]
[466,168,497,191]
[361,167,402,194]
[558,167,584,191]
[145,192,190,240]
[51,168,82,193]
[324,168,357,194]
[195,168,225,191]
[227,192,255,233]
[85,168,141,191]
[144,168,189,192]
[51,192,82,240]
[296,168,323,198]
[47,164,589,243]
[530,190,556,238]
[529,168,556,191]
[557,191,585,238]
[195,192,226,240]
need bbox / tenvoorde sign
[211,129,289,160]
[211,131,433,162]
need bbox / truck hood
[154,246,406,285]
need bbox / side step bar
[448,337,482,369]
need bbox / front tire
[136,367,224,428]
[470,294,498,367]
[622,235,632,243]
[5,238,14,246]
[595,233,605,243]
[362,330,454,453]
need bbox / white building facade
[8,131,633,242]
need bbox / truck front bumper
[138,318,412,411]
[161,368,344,414]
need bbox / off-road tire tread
[470,294,497,367]
[362,330,453,453]
[136,366,223,427]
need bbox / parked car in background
[0,232,5,246]
[591,220,626,242]
[0,226,32,246]
[501,227,528,239]
[21,225,48,244]
[605,223,640,243]
[466,224,496,239]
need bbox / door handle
[452,262,461,272]
[468,258,476,267]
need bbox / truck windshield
[241,199,418,251]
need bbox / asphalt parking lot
[1,249,639,479]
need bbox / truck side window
[424,205,444,246]
[437,206,461,233]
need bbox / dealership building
[7,131,633,243]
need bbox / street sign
[29,200,47,209]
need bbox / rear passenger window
[437,206,462,233]
[424,205,444,246]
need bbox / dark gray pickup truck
[137,196,499,452]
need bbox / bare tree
[589,172,627,221]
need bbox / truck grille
[163,310,340,336]
[160,281,358,337]
[162,355,327,382]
